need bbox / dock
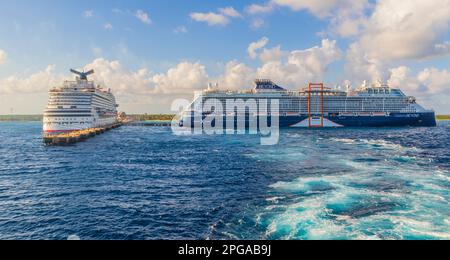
[126,120,173,127]
[43,123,122,145]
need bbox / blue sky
[0,0,330,74]
[0,0,449,114]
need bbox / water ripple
[0,121,449,240]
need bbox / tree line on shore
[1,114,448,122]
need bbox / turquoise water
[0,121,448,240]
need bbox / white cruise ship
[180,79,436,128]
[43,69,119,134]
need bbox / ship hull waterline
[180,112,437,129]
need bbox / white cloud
[82,58,154,95]
[248,0,367,18]
[218,7,242,18]
[217,61,255,90]
[103,23,113,30]
[91,38,342,94]
[190,6,242,26]
[246,3,275,15]
[250,18,265,30]
[259,46,287,63]
[0,37,341,96]
[0,59,208,96]
[388,66,423,94]
[256,39,342,86]
[0,65,64,94]
[345,0,450,84]
[85,59,210,95]
[272,0,341,17]
[153,62,209,94]
[345,42,388,83]
[174,26,188,34]
[356,0,450,61]
[389,66,450,96]
[387,66,450,111]
[190,12,230,26]
[248,37,269,59]
[135,10,152,25]
[0,50,7,65]
[83,10,94,18]
[246,0,369,37]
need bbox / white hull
[43,116,118,133]
[43,71,119,134]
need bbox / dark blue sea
[0,121,449,240]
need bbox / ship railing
[62,80,96,88]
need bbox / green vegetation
[436,115,450,120]
[0,114,176,122]
[131,114,175,122]
[1,114,449,122]
[0,115,43,122]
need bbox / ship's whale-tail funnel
[70,69,94,80]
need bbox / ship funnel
[70,69,95,80]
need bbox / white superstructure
[43,69,119,134]
[180,79,436,128]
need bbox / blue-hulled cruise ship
[180,79,436,128]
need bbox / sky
[0,0,449,114]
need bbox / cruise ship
[43,69,119,134]
[180,79,436,128]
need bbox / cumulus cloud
[356,0,450,61]
[0,37,343,97]
[190,6,241,26]
[246,3,275,15]
[344,0,450,84]
[250,18,265,30]
[256,39,342,86]
[246,0,369,37]
[345,42,388,83]
[218,7,242,18]
[103,23,113,30]
[0,59,208,96]
[82,58,154,95]
[83,59,209,95]
[272,0,345,17]
[195,0,450,88]
[259,46,287,63]
[217,38,341,89]
[0,50,7,65]
[248,37,269,59]
[0,65,64,94]
[83,10,94,18]
[135,10,152,25]
[153,62,209,94]
[217,61,255,90]
[387,66,450,110]
[389,66,450,95]
[190,12,230,26]
[174,26,188,34]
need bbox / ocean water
[0,121,449,240]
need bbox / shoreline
[1,114,449,123]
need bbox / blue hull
[182,112,436,128]
[324,112,436,127]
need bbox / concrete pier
[126,120,172,127]
[43,123,122,146]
